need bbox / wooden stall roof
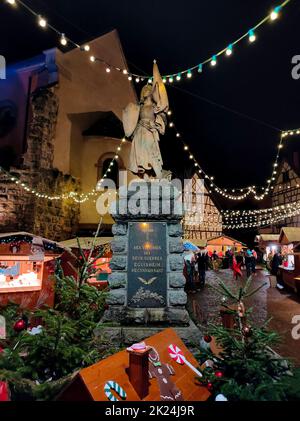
[72,328,210,402]
[0,232,63,252]
[59,237,113,250]
[256,234,280,243]
[207,235,246,247]
[279,227,300,245]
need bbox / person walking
[245,249,253,278]
[196,247,209,289]
[184,251,196,293]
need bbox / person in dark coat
[196,248,209,289]
[245,249,253,278]
[271,252,283,276]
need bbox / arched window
[96,152,125,188]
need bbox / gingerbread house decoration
[58,328,210,402]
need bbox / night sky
[1,0,300,223]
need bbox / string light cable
[3,0,293,83]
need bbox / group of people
[183,247,209,293]
[183,247,258,293]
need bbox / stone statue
[123,61,169,179]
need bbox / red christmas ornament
[207,382,213,392]
[13,319,27,332]
[0,347,4,354]
[204,335,212,343]
[215,370,224,378]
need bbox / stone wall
[0,88,80,241]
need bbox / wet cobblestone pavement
[187,268,300,366]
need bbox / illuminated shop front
[0,233,63,308]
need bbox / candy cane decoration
[168,344,202,377]
[104,381,127,401]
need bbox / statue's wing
[122,103,140,137]
[152,61,169,113]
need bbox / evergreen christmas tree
[197,278,300,401]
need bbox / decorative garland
[4,0,292,83]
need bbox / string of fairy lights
[223,200,300,229]
[166,113,300,201]
[3,0,292,83]
[3,0,300,229]
[0,136,127,204]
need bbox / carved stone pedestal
[100,181,201,346]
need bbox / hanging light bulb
[90,56,95,62]
[270,6,281,21]
[169,76,174,83]
[123,69,128,75]
[83,44,90,52]
[187,70,192,78]
[106,67,111,73]
[38,15,47,28]
[226,44,233,56]
[176,73,181,81]
[148,78,152,84]
[162,77,167,83]
[6,0,16,5]
[60,33,67,46]
[248,29,256,43]
[198,64,203,73]
[211,56,217,66]
[128,75,132,81]
[135,77,140,83]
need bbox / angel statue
[123,61,169,180]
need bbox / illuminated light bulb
[169,122,174,127]
[128,76,132,81]
[270,6,281,21]
[248,29,256,43]
[176,73,181,81]
[189,155,194,159]
[176,133,180,138]
[106,67,111,73]
[211,56,217,66]
[169,77,174,83]
[38,16,47,28]
[226,44,233,56]
[187,70,192,78]
[123,69,128,74]
[122,138,126,142]
[115,155,119,159]
[167,110,172,116]
[60,33,67,46]
[90,56,95,62]
[184,146,188,150]
[198,64,203,73]
[135,77,140,83]
[278,144,283,149]
[163,77,167,83]
[6,0,16,6]
[148,78,152,84]
[117,147,121,151]
[83,44,90,52]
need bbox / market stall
[59,237,113,289]
[278,227,300,294]
[207,235,246,255]
[0,232,63,309]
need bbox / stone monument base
[95,320,202,350]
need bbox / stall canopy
[207,235,246,253]
[279,227,300,245]
[59,237,113,250]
